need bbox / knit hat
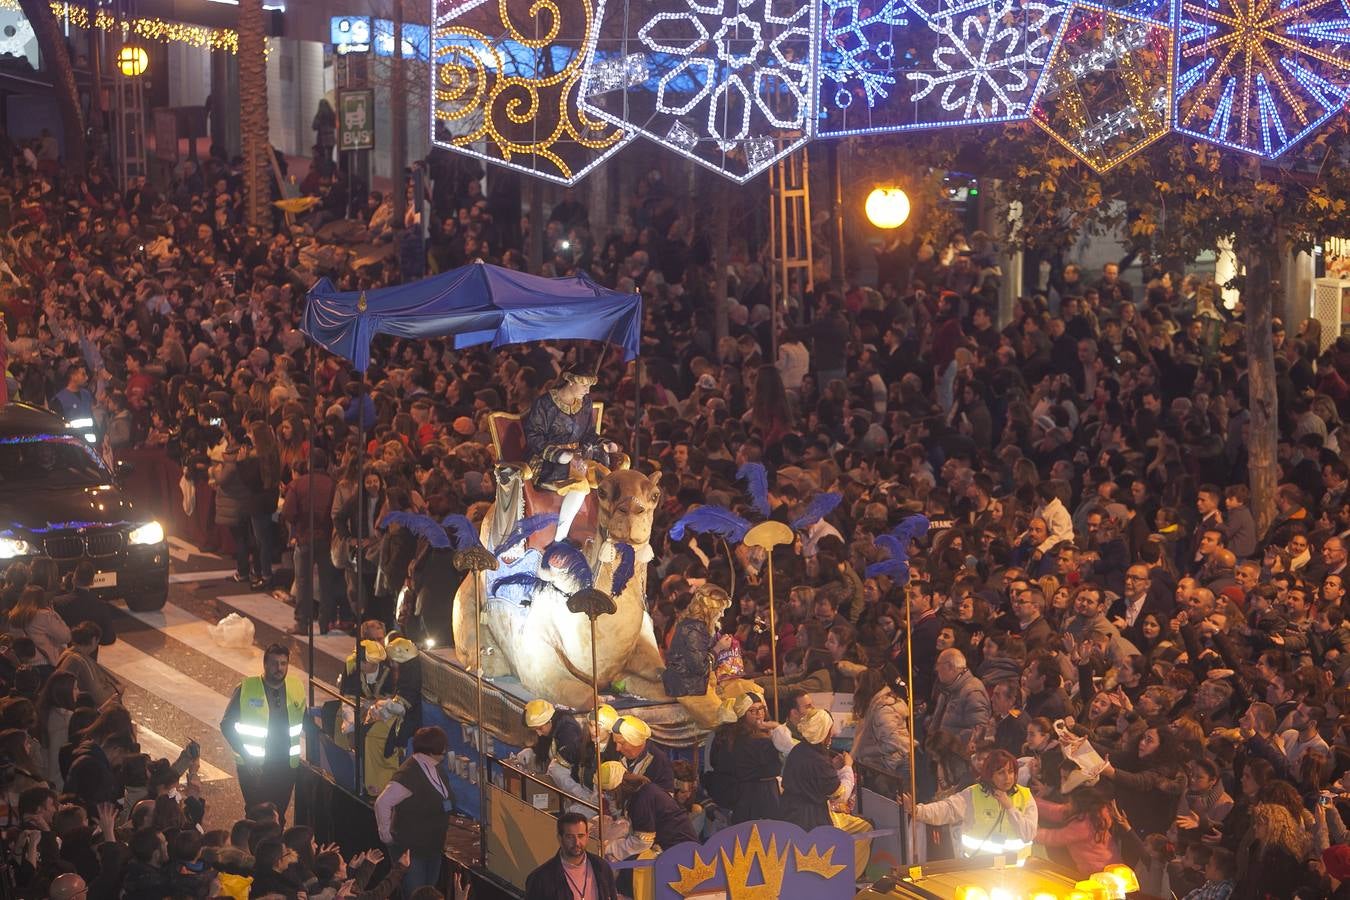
[798,708,834,745]
[452,416,475,436]
[615,714,651,745]
[524,699,555,729]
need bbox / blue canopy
[303,262,642,371]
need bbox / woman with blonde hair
[1233,801,1315,899]
[662,585,756,728]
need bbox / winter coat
[662,618,715,697]
[854,689,910,776]
[64,741,122,813]
[930,669,991,747]
[7,607,71,666]
[1104,755,1186,838]
[1035,800,1120,876]
[212,457,256,525]
[780,742,840,832]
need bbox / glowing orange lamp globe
[865,186,910,229]
[117,45,149,77]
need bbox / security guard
[901,749,1038,861]
[221,642,307,818]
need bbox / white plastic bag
[207,613,256,649]
[179,473,196,517]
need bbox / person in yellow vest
[900,749,1038,861]
[220,642,307,819]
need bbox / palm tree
[238,0,271,231]
[19,0,85,173]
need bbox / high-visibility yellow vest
[233,675,306,768]
[961,784,1035,858]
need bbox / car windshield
[0,434,112,488]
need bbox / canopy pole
[632,347,642,463]
[353,363,367,797]
[307,346,317,707]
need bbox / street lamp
[116,45,149,77]
[865,186,910,229]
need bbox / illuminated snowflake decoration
[1174,0,1350,158]
[1033,5,1173,171]
[578,0,817,182]
[814,0,1068,137]
[430,0,634,185]
[908,1,1069,117]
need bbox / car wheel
[126,590,168,612]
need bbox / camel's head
[597,469,662,546]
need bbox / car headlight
[128,521,165,545]
[0,536,33,559]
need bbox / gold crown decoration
[793,844,848,880]
[667,849,718,897]
[720,825,788,900]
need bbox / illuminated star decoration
[813,0,1068,138]
[430,0,633,185]
[579,0,817,182]
[1174,0,1350,158]
[1033,4,1173,171]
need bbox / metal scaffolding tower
[111,2,147,186]
[768,148,813,354]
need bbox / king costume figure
[523,365,618,543]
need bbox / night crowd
[2,135,1350,900]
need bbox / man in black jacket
[55,560,115,644]
[524,811,618,900]
[66,733,136,815]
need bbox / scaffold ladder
[768,148,814,344]
[112,0,147,187]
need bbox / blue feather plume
[440,514,485,552]
[493,513,559,556]
[792,492,843,530]
[492,572,544,590]
[611,543,636,596]
[736,462,771,518]
[541,541,594,590]
[669,505,752,543]
[379,511,451,549]
[864,515,931,583]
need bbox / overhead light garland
[430,0,632,185]
[0,1,239,52]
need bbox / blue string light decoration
[812,0,1069,139]
[1033,4,1173,171]
[1173,0,1350,158]
[577,0,817,182]
[430,0,635,185]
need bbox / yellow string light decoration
[431,0,631,185]
[0,1,239,52]
[1032,4,1172,172]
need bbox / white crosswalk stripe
[167,569,239,585]
[100,639,232,724]
[216,592,356,662]
[135,724,232,782]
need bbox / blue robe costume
[523,391,609,487]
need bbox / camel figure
[451,468,668,709]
